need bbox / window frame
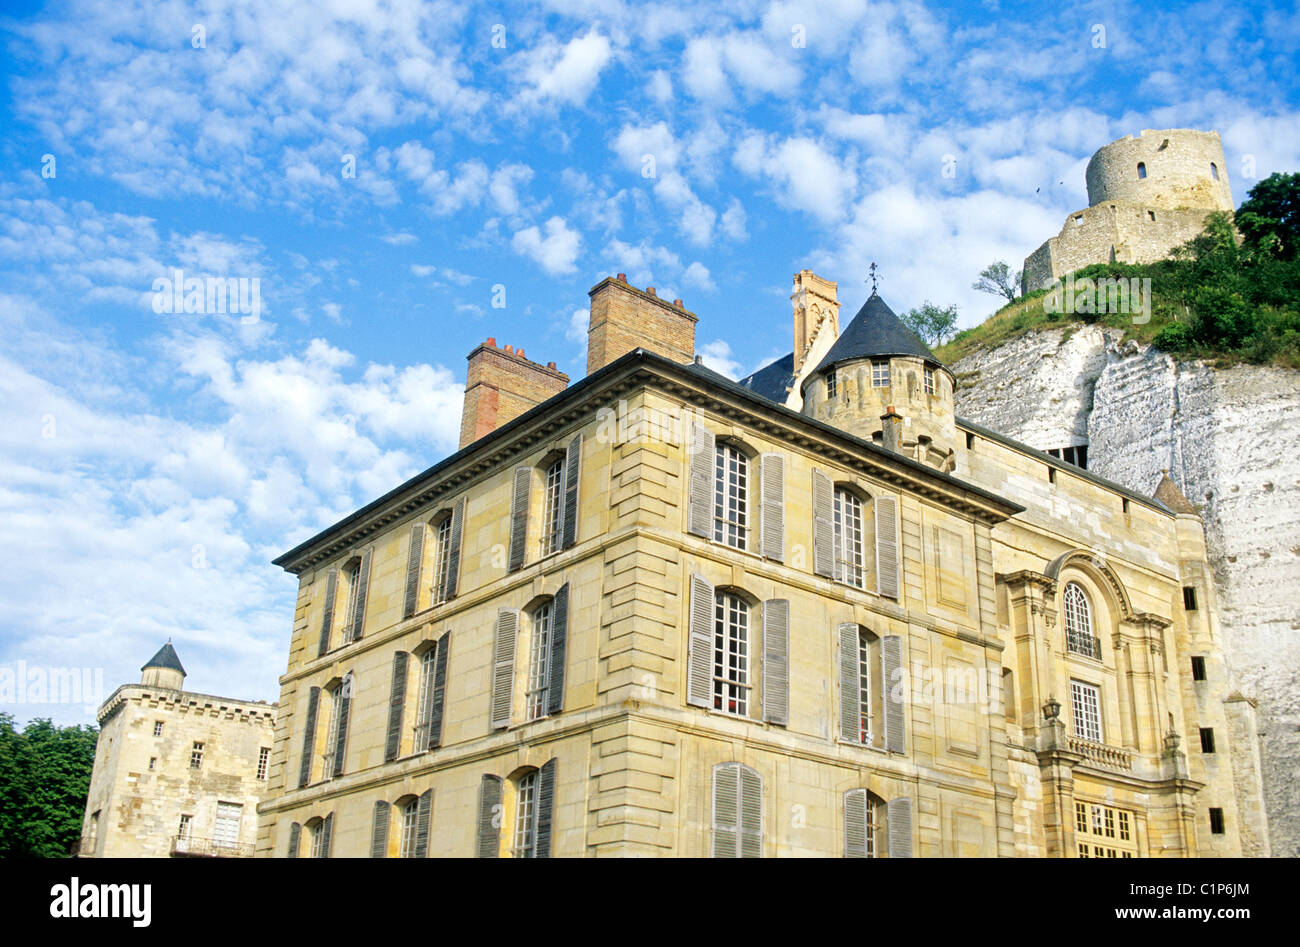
[540,457,565,558]
[871,360,890,387]
[399,797,420,858]
[923,366,935,395]
[712,441,750,551]
[190,741,204,769]
[514,770,540,858]
[431,515,453,605]
[526,600,554,721]
[832,486,866,589]
[1063,582,1100,660]
[1070,679,1103,743]
[712,590,752,718]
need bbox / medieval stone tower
[1022,129,1234,293]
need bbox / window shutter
[320,812,333,858]
[297,686,320,788]
[562,434,582,549]
[442,497,465,600]
[739,765,763,858]
[759,453,785,561]
[349,549,372,641]
[427,633,450,750]
[490,609,518,729]
[838,623,860,743]
[812,469,834,577]
[887,797,913,857]
[875,495,899,599]
[384,652,408,762]
[882,634,906,753]
[370,801,390,858]
[476,774,503,858]
[547,584,569,716]
[317,570,337,657]
[402,523,425,619]
[844,789,868,858]
[687,422,715,538]
[414,789,433,858]
[508,466,531,571]
[687,574,715,708]
[536,758,557,858]
[712,763,739,858]
[287,822,301,858]
[761,599,789,725]
[332,677,352,778]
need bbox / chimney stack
[459,340,569,448]
[586,275,698,375]
[880,405,903,453]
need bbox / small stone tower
[140,640,186,691]
[799,292,957,470]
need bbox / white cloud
[682,261,715,292]
[697,339,743,378]
[512,216,582,274]
[519,29,614,106]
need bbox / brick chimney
[459,339,569,449]
[880,405,903,453]
[586,273,698,375]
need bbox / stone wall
[1086,129,1233,212]
[951,326,1300,855]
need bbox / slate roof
[807,292,939,382]
[142,641,186,676]
[736,351,794,403]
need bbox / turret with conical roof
[799,292,957,469]
[141,640,186,691]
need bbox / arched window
[540,457,565,557]
[713,442,748,549]
[832,487,865,588]
[1063,582,1099,658]
[398,797,420,858]
[526,599,554,720]
[1210,162,1219,180]
[713,591,750,716]
[1137,162,1147,179]
[305,814,332,858]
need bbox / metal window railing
[1066,630,1102,660]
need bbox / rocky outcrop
[952,326,1300,856]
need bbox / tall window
[323,684,345,776]
[177,813,192,840]
[827,370,837,399]
[832,488,865,588]
[257,747,270,780]
[713,592,750,716]
[514,771,540,858]
[1137,162,1147,179]
[414,646,438,749]
[213,802,242,850]
[871,360,889,387]
[924,366,935,395]
[1071,680,1103,743]
[343,558,362,630]
[540,459,564,556]
[309,820,325,858]
[400,798,420,858]
[857,632,874,743]
[527,602,553,720]
[844,790,882,858]
[713,444,748,549]
[190,741,204,769]
[153,720,164,737]
[1210,162,1219,180]
[1063,582,1099,658]
[432,517,452,604]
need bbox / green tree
[0,714,99,857]
[901,301,960,346]
[1235,171,1300,261]
[972,261,1021,302]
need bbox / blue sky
[1,0,1297,725]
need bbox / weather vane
[867,262,880,294]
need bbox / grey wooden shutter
[838,623,860,743]
[547,584,569,716]
[297,686,320,788]
[883,634,905,753]
[712,762,739,858]
[490,609,518,729]
[332,677,352,777]
[403,523,425,619]
[414,788,433,857]
[759,453,785,561]
[844,789,868,858]
[508,466,531,571]
[427,633,450,750]
[317,570,337,657]
[812,469,834,577]
[887,797,913,857]
[370,801,390,858]
[476,774,503,858]
[536,758,557,858]
[287,822,301,858]
[687,574,715,708]
[442,497,465,600]
[739,765,762,858]
[875,495,899,599]
[349,550,372,641]
[384,652,408,762]
[320,812,333,858]
[761,599,789,725]
[562,434,582,548]
[687,422,715,538]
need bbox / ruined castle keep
[255,269,1266,858]
[1022,129,1234,294]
